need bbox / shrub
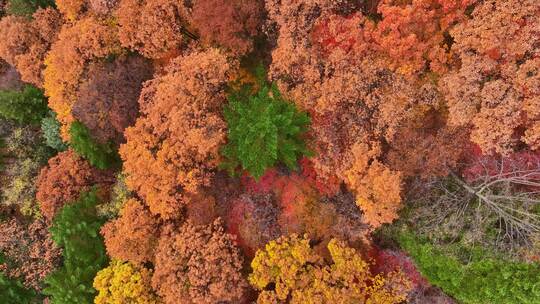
[0,85,48,124]
[6,0,55,16]
[221,68,311,179]
[398,232,540,304]
[41,112,67,151]
[69,121,120,170]
[44,190,109,304]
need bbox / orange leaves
[101,199,160,263]
[115,0,187,59]
[0,8,63,87]
[152,219,247,304]
[36,150,114,221]
[119,49,236,219]
[43,14,121,140]
[345,143,403,228]
[440,0,540,154]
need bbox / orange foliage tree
[101,199,160,264]
[152,219,247,304]
[119,48,236,219]
[0,7,63,87]
[115,0,190,59]
[440,0,540,154]
[35,150,114,221]
[43,14,121,139]
[264,0,472,227]
[370,0,477,75]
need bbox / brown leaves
[43,14,121,139]
[0,218,61,291]
[72,55,153,144]
[187,0,263,55]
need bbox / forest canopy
[0,0,538,303]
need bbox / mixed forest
[0,0,539,303]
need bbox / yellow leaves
[93,260,162,304]
[250,235,412,304]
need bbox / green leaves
[5,0,56,17]
[41,112,67,152]
[44,190,108,304]
[398,232,540,304]
[221,68,311,179]
[0,85,48,125]
[69,121,120,170]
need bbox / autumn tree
[115,0,190,59]
[43,14,121,139]
[101,199,160,264]
[119,48,236,219]
[0,7,63,87]
[440,0,540,154]
[152,219,247,304]
[265,0,439,227]
[36,150,114,221]
[93,260,161,304]
[185,0,263,55]
[370,0,477,75]
[0,219,61,291]
[249,235,412,303]
[72,55,153,145]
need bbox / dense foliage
[250,234,411,303]
[41,111,67,151]
[44,190,108,304]
[93,260,160,304]
[0,0,538,303]
[69,121,120,170]
[222,69,311,179]
[0,85,48,124]
[0,267,37,304]
[5,0,56,16]
[398,232,540,304]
